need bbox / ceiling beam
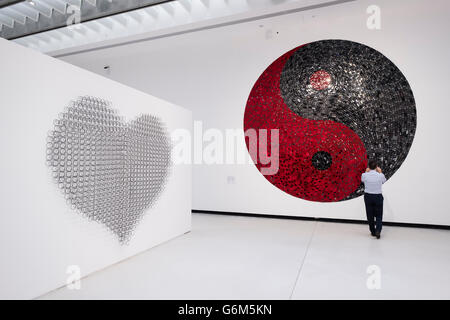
[0,0,175,40]
[0,1,26,10]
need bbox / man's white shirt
[361,170,386,194]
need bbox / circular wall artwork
[243,40,416,202]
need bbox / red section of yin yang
[244,47,367,202]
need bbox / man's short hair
[368,160,378,170]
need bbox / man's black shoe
[371,232,376,237]
[376,232,381,239]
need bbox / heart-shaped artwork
[46,96,171,244]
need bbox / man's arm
[376,167,387,184]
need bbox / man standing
[361,160,386,239]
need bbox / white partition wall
[0,38,192,299]
[59,0,450,226]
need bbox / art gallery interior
[0,0,449,301]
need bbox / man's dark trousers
[364,193,384,234]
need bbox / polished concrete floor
[39,213,450,299]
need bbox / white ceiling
[8,0,350,56]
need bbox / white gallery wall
[0,38,192,299]
[59,0,450,226]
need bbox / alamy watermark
[171,121,280,175]
[366,5,381,30]
[65,0,113,29]
[366,264,381,290]
[66,265,81,290]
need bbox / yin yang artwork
[46,96,171,243]
[243,40,416,202]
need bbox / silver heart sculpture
[46,96,171,244]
